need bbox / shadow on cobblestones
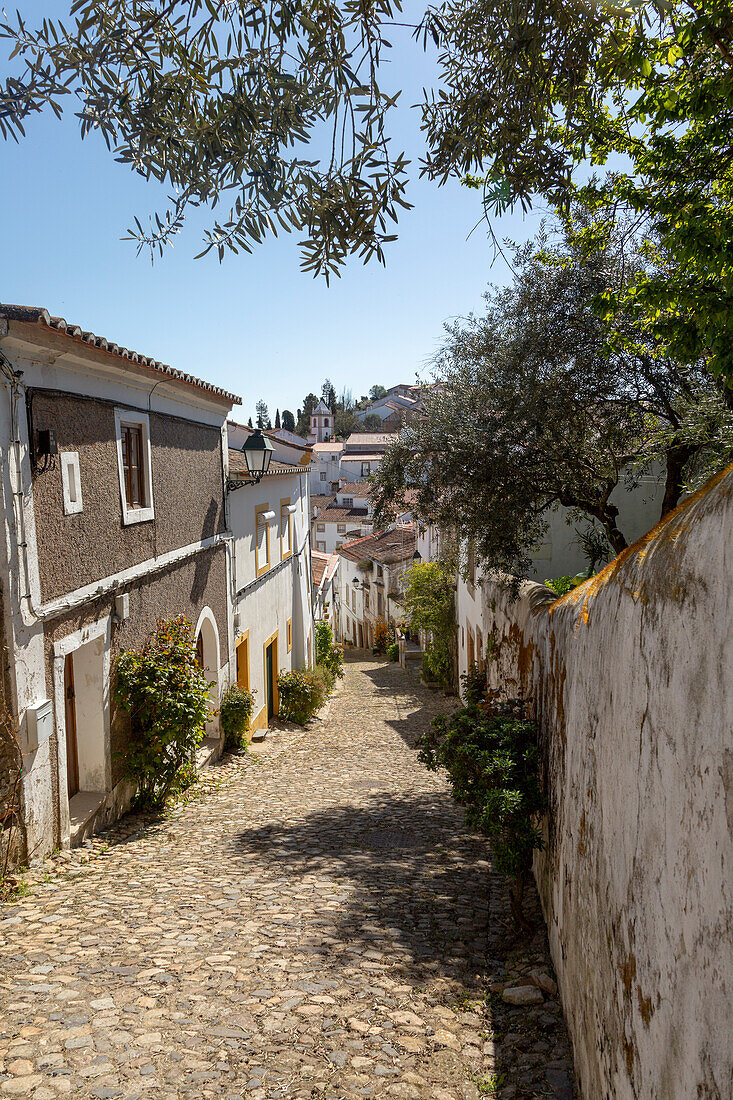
[235,792,490,989]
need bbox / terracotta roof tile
[337,524,416,565]
[2,303,241,404]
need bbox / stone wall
[473,466,733,1099]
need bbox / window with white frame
[317,541,326,552]
[255,504,273,575]
[343,497,353,507]
[320,471,327,481]
[281,499,294,558]
[114,408,154,525]
[60,451,83,515]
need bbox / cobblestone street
[1,657,575,1100]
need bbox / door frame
[63,654,79,799]
[263,629,279,720]
[235,630,250,692]
[52,615,112,841]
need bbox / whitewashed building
[310,440,344,496]
[336,525,416,649]
[226,424,314,736]
[311,550,339,631]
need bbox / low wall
[478,466,733,1099]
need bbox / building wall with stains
[458,465,733,1099]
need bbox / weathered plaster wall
[465,466,733,1099]
[30,390,226,603]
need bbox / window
[324,418,329,426]
[255,504,272,576]
[364,591,370,611]
[114,409,154,524]
[376,564,383,579]
[377,591,384,615]
[343,497,353,507]
[281,498,293,559]
[60,452,83,515]
[287,618,292,652]
[320,471,327,481]
[337,523,346,534]
[316,522,325,533]
[361,462,370,477]
[317,541,326,552]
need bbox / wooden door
[265,643,275,720]
[236,635,249,691]
[64,654,79,798]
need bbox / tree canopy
[2,1,730,383]
[371,214,733,575]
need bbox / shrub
[403,559,456,687]
[419,695,545,927]
[545,573,587,596]
[315,620,344,683]
[116,615,213,809]
[374,617,389,653]
[461,662,487,707]
[387,642,399,662]
[278,667,329,725]
[220,684,256,751]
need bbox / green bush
[220,684,256,751]
[419,695,545,927]
[404,559,456,687]
[461,662,487,707]
[116,615,212,809]
[278,667,329,725]
[387,642,399,662]
[315,620,344,682]
[545,573,589,596]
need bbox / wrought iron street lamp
[242,428,273,481]
[227,428,274,491]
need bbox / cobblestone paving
[0,657,575,1100]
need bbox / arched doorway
[194,607,220,739]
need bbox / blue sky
[1,6,543,420]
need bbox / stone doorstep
[68,791,107,846]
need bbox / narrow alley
[0,658,575,1100]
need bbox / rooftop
[338,481,373,497]
[317,506,370,523]
[345,432,398,448]
[312,550,339,587]
[338,523,416,566]
[312,441,344,453]
[2,304,241,405]
[340,453,386,463]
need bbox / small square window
[343,497,353,507]
[316,523,325,533]
[60,452,83,515]
[337,523,346,533]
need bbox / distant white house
[335,524,417,649]
[312,550,340,631]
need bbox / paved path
[0,657,575,1100]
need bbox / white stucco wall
[228,467,313,730]
[459,466,733,1099]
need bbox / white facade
[310,442,344,496]
[312,551,339,632]
[0,316,236,860]
[226,450,314,735]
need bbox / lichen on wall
[473,464,733,1099]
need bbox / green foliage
[281,410,296,433]
[461,662,486,708]
[115,616,212,809]
[0,0,410,280]
[363,414,384,432]
[403,559,455,687]
[369,385,387,401]
[420,695,545,923]
[315,620,344,682]
[220,684,256,751]
[371,213,733,576]
[387,641,399,662]
[277,664,334,726]
[421,0,733,389]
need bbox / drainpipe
[0,341,39,629]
